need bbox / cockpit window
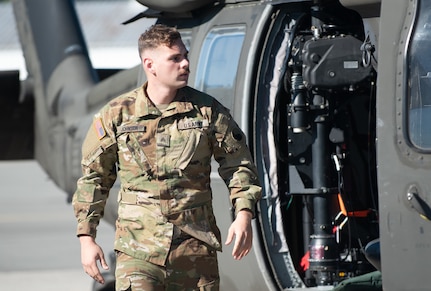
[194,26,246,110]
[407,0,431,150]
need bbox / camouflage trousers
[115,236,220,291]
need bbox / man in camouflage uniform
[73,24,261,290]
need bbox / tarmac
[0,160,338,291]
[0,160,115,291]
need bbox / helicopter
[8,0,431,290]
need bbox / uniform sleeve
[212,104,262,217]
[72,112,118,238]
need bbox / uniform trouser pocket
[167,237,220,290]
[115,239,220,291]
[115,251,165,291]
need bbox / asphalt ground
[0,160,338,291]
[0,160,114,291]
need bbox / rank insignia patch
[94,118,106,140]
[157,134,170,147]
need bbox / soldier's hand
[225,210,253,260]
[79,235,109,284]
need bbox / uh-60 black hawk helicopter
[9,0,431,290]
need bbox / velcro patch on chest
[177,118,208,130]
[157,134,171,147]
[117,125,147,133]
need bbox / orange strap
[337,193,370,218]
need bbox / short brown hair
[138,24,182,57]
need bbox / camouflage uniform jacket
[72,84,261,266]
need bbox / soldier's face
[150,39,190,90]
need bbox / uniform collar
[135,83,159,117]
[135,82,195,118]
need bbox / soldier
[73,24,261,290]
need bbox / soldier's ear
[143,57,155,74]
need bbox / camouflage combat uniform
[72,83,261,289]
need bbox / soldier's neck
[146,82,177,105]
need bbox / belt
[119,190,159,205]
[155,168,183,180]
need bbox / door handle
[406,186,431,221]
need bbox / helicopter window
[407,0,431,150]
[194,26,246,110]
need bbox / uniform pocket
[124,133,154,175]
[167,204,222,251]
[115,277,131,291]
[171,237,214,259]
[171,127,204,171]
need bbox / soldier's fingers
[93,272,105,284]
[232,233,246,259]
[238,248,250,259]
[240,240,252,258]
[234,233,253,260]
[100,254,109,270]
[86,265,104,284]
[224,226,234,246]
